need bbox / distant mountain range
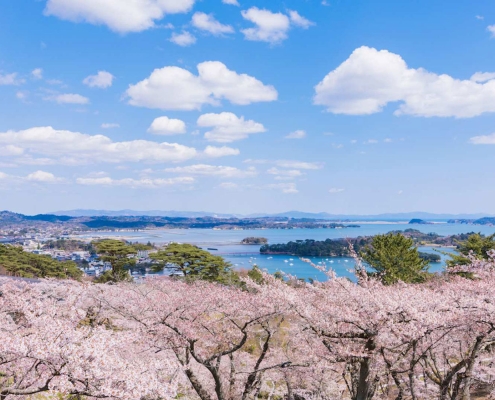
[50,209,495,221]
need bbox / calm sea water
[77,223,495,281]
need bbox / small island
[241,237,268,245]
[409,219,432,225]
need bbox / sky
[1,0,495,215]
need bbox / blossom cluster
[1,256,495,399]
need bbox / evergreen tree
[360,233,430,285]
[446,233,495,267]
[0,244,82,279]
[93,239,136,283]
[150,243,237,284]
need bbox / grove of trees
[2,249,495,399]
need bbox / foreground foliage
[2,252,495,399]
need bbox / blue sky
[1,0,495,215]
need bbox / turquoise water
[78,223,495,281]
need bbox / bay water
[77,223,495,281]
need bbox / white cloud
[126,61,277,110]
[101,123,120,129]
[488,25,495,37]
[384,138,392,143]
[241,8,290,43]
[274,160,322,170]
[203,145,240,157]
[0,126,198,165]
[222,0,239,5]
[314,46,495,118]
[31,68,43,79]
[170,31,196,46]
[77,176,194,188]
[26,170,64,183]
[46,93,90,104]
[0,170,65,185]
[288,10,314,29]
[0,73,24,86]
[241,7,313,44]
[285,130,306,139]
[164,164,257,178]
[16,91,29,101]
[0,145,24,156]
[83,71,114,88]
[328,187,344,193]
[365,139,378,144]
[471,72,495,83]
[244,159,323,170]
[398,190,403,195]
[192,12,234,35]
[219,182,238,189]
[44,0,196,33]
[46,79,64,86]
[198,112,266,143]
[469,133,495,144]
[267,167,303,178]
[476,15,484,20]
[266,182,298,194]
[148,116,186,135]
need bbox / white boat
[284,260,289,263]
[289,263,294,266]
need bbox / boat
[207,248,218,251]
[289,263,294,266]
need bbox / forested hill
[0,211,360,230]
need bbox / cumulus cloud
[83,71,114,88]
[288,10,314,28]
[488,25,495,37]
[241,7,313,44]
[164,164,257,178]
[43,0,196,33]
[31,68,43,79]
[198,112,265,143]
[470,72,495,83]
[46,93,90,104]
[328,188,344,193]
[203,145,240,157]
[314,46,495,118]
[266,182,298,194]
[470,133,495,145]
[76,176,194,188]
[0,126,197,165]
[285,130,306,139]
[267,167,303,179]
[101,123,120,129]
[222,0,239,5]
[126,61,277,110]
[192,12,234,35]
[148,116,186,135]
[0,145,24,156]
[0,73,24,86]
[26,170,64,183]
[170,31,196,46]
[241,8,290,43]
